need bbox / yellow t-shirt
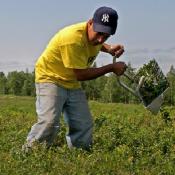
[35,22,102,89]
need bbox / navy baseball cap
[93,6,118,35]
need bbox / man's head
[87,6,118,45]
[93,6,118,35]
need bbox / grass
[0,95,175,175]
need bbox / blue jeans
[27,83,93,149]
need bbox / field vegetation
[0,96,175,175]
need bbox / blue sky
[0,0,174,74]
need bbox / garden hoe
[113,57,169,115]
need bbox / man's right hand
[112,62,127,76]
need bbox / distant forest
[0,63,175,105]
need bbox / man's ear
[87,19,93,26]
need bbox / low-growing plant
[0,96,175,175]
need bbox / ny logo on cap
[101,14,109,23]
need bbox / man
[23,6,126,150]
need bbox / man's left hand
[109,45,125,58]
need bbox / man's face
[87,20,110,45]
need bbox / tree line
[0,63,175,105]
[0,71,35,96]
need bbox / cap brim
[93,23,116,35]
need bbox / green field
[0,96,175,175]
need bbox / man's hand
[101,43,125,58]
[112,61,127,76]
[109,45,125,58]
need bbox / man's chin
[88,40,101,46]
[91,42,100,46]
